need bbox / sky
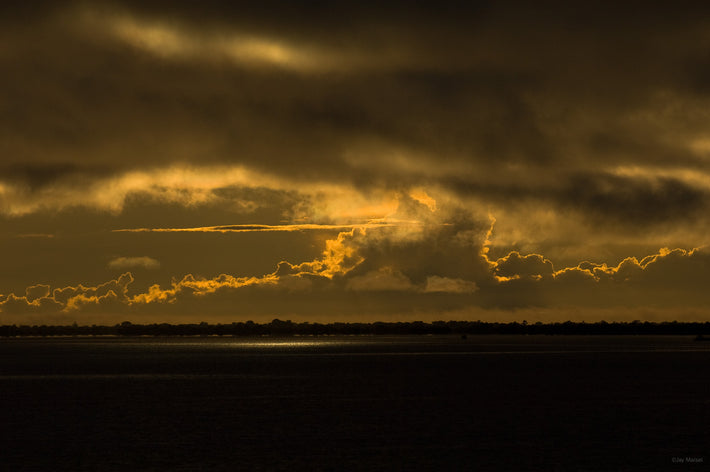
[3,1,710,324]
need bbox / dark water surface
[2,335,709,471]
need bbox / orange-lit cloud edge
[2,194,709,324]
[112,222,416,233]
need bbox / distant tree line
[0,319,709,337]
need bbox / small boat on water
[694,334,709,342]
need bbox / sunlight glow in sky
[3,1,710,324]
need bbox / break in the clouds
[3,1,710,323]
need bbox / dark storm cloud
[0,2,710,238]
[0,163,114,190]
[561,173,707,225]
[5,0,710,188]
[0,163,79,189]
[447,171,709,229]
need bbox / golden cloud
[113,222,402,234]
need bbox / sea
[2,335,709,471]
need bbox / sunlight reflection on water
[4,335,710,353]
[123,339,369,349]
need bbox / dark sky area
[3,1,710,323]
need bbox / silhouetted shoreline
[1,319,709,337]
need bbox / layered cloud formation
[3,1,710,323]
[2,194,710,323]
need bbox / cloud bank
[3,196,710,323]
